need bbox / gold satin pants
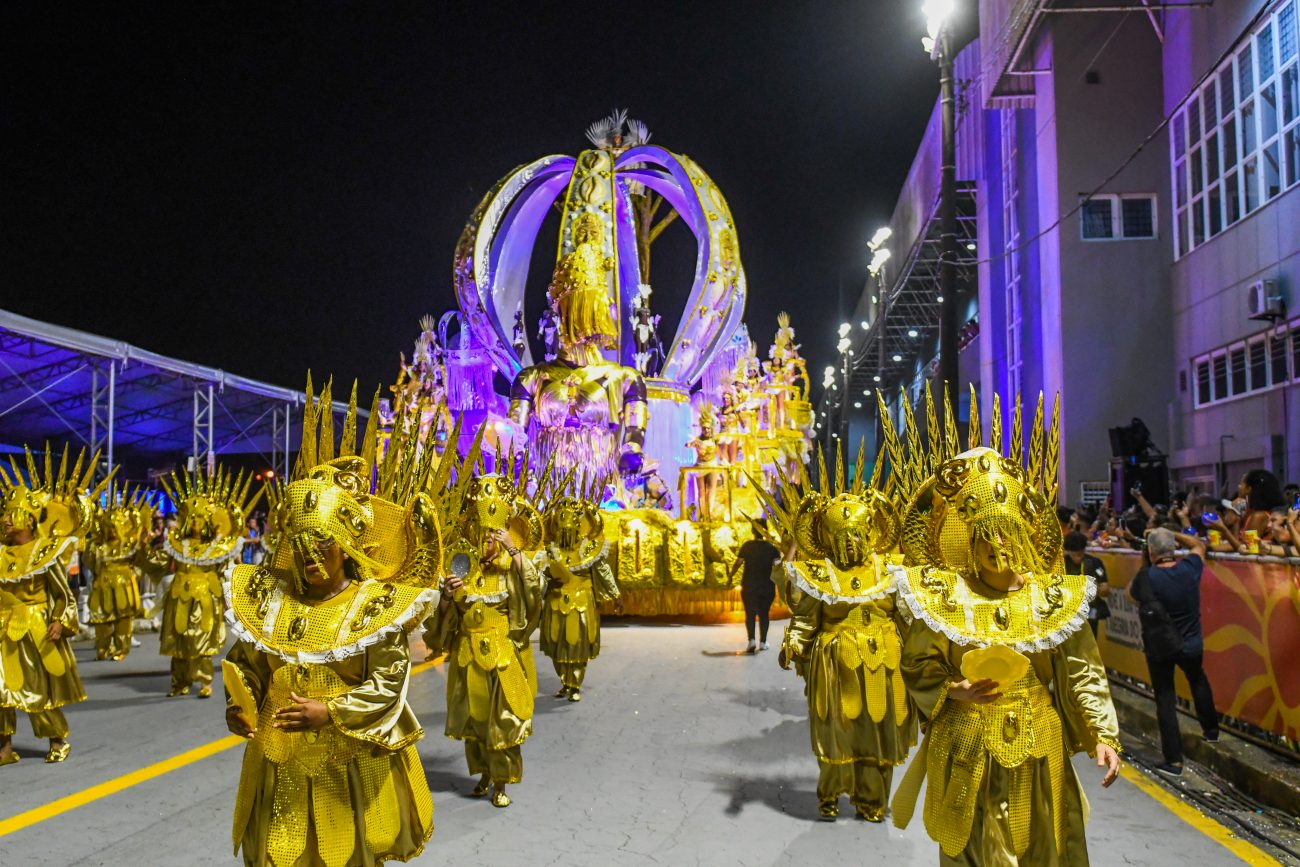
[554,661,586,689]
[170,656,213,692]
[0,706,69,739]
[94,619,134,660]
[817,759,893,811]
[465,739,522,785]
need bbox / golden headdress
[160,463,261,567]
[538,467,608,569]
[92,485,156,558]
[0,444,110,541]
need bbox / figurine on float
[755,444,915,822]
[86,487,154,661]
[630,285,664,377]
[889,387,1121,864]
[224,379,439,865]
[537,305,561,362]
[0,446,107,765]
[538,474,622,702]
[685,405,726,523]
[512,307,527,358]
[424,450,543,808]
[157,464,260,698]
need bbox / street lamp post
[924,0,959,415]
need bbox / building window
[1080,194,1157,240]
[1249,339,1268,390]
[1171,1,1300,258]
[1194,320,1300,409]
[1196,359,1212,405]
[1213,353,1229,398]
[1271,329,1290,383]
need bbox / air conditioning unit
[1247,279,1284,322]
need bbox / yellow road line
[0,735,245,838]
[1120,765,1283,866]
[0,656,447,839]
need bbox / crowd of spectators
[1057,469,1299,559]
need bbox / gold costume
[424,467,543,798]
[86,488,154,661]
[757,445,915,820]
[0,446,107,762]
[158,467,258,697]
[548,213,619,351]
[538,478,620,699]
[886,389,1121,865]
[226,379,440,866]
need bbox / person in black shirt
[1128,528,1220,776]
[728,522,781,653]
[1063,531,1109,635]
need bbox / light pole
[923,0,959,416]
[837,324,852,450]
[867,228,891,455]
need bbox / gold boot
[0,752,19,767]
[491,789,511,808]
[471,775,490,797]
[818,799,838,821]
[46,741,71,763]
[855,804,885,823]
[197,686,213,699]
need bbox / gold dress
[160,534,241,693]
[0,537,84,739]
[893,565,1120,865]
[781,555,915,817]
[424,551,542,785]
[226,567,436,867]
[539,543,619,692]
[86,545,143,661]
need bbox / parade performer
[158,465,260,698]
[888,389,1121,865]
[424,456,543,808]
[538,474,622,702]
[224,380,440,865]
[0,446,107,765]
[86,487,153,661]
[755,445,915,821]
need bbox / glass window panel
[1284,64,1298,124]
[1081,198,1113,238]
[1245,155,1261,212]
[1281,3,1297,63]
[1175,157,1188,206]
[1197,361,1212,405]
[1262,83,1280,140]
[1287,127,1300,187]
[1250,341,1268,390]
[1240,44,1255,100]
[1189,95,1202,141]
[1265,141,1282,198]
[1203,82,1218,131]
[1225,170,1242,224]
[1224,116,1238,167]
[1271,332,1289,384]
[1207,131,1221,181]
[1193,198,1206,245]
[1173,112,1187,158]
[1177,206,1189,255]
[1221,66,1237,116]
[1122,197,1155,238]
[1293,332,1300,382]
[1213,354,1229,397]
[1260,22,1276,81]
[1243,99,1258,153]
[1208,184,1223,236]
[1230,347,1247,395]
[1192,146,1204,194]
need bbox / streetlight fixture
[838,322,852,338]
[868,226,893,250]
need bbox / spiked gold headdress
[0,444,111,541]
[93,485,156,552]
[538,468,607,565]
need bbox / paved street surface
[0,621,1281,866]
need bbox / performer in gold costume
[755,445,915,821]
[538,474,621,702]
[0,446,106,765]
[548,213,619,351]
[424,463,543,808]
[158,466,259,698]
[889,389,1121,865]
[224,380,439,866]
[86,487,154,661]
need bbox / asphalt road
[0,621,1280,866]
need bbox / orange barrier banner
[1093,550,1300,742]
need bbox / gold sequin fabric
[159,565,226,658]
[540,557,618,666]
[0,554,85,712]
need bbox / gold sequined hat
[94,485,156,549]
[539,468,607,560]
[0,444,111,540]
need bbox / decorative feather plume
[626,117,651,146]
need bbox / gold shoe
[167,687,190,697]
[471,776,490,797]
[554,686,570,699]
[46,742,71,763]
[491,790,511,808]
[0,752,18,766]
[567,689,582,702]
[197,686,213,699]
[856,805,885,823]
[818,799,838,821]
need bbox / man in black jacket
[1063,531,1109,635]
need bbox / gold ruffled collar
[166,533,242,567]
[225,564,436,663]
[0,536,75,584]
[545,539,608,572]
[892,564,1094,652]
[785,553,894,605]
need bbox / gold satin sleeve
[326,631,422,751]
[780,574,821,661]
[1052,623,1122,755]
[591,559,620,602]
[225,639,272,707]
[899,617,957,722]
[507,555,543,646]
[422,599,460,658]
[45,559,80,634]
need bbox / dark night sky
[4,2,972,395]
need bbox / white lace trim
[0,536,77,584]
[94,543,140,563]
[545,540,609,572]
[785,559,895,605]
[461,590,510,604]
[224,577,437,664]
[889,564,1095,653]
[166,535,243,567]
